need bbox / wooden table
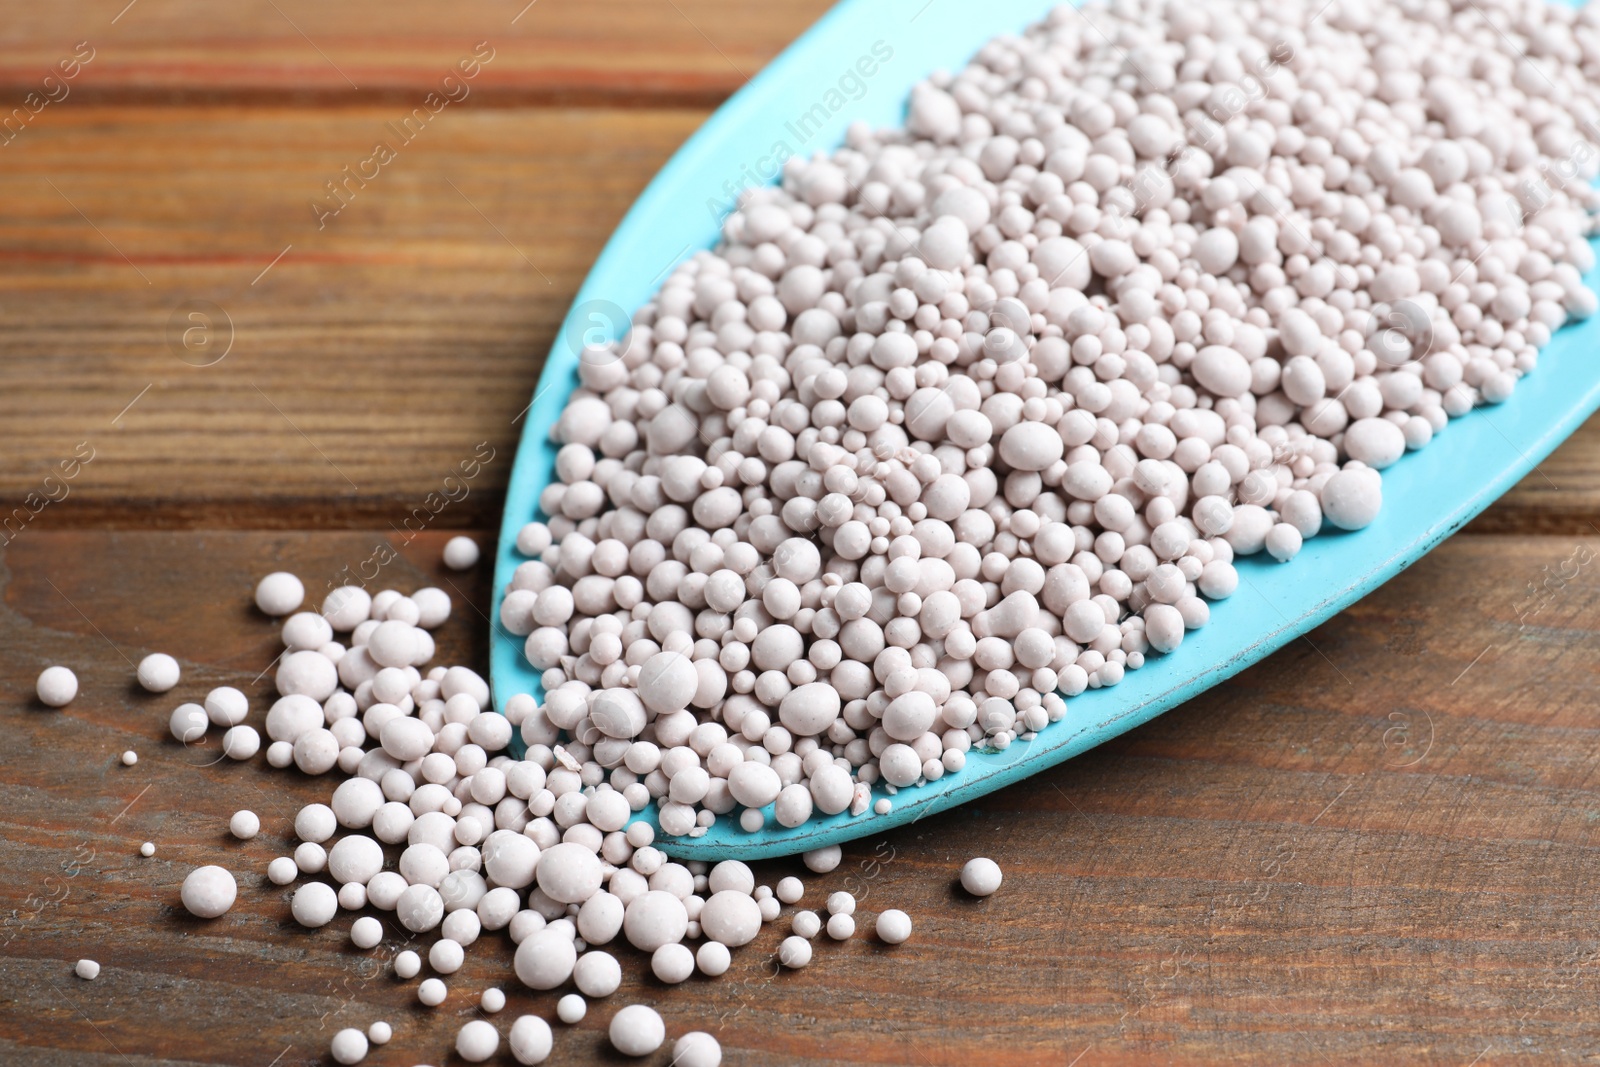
[4,4,1600,1064]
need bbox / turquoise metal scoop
[493,0,1600,860]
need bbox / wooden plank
[0,0,832,108]
[4,105,1600,535]
[3,528,1600,1064]
[0,104,705,530]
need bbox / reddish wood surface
[5,2,1600,1065]
[4,531,1600,1065]
[0,1,831,107]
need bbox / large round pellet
[960,857,1003,897]
[329,1028,367,1065]
[609,1004,666,1057]
[698,890,762,947]
[876,908,913,944]
[535,842,603,903]
[290,881,337,928]
[778,682,841,736]
[255,572,304,616]
[36,662,78,703]
[181,866,237,918]
[623,890,689,951]
[137,653,181,693]
[513,927,577,989]
[328,838,384,889]
[1322,469,1384,531]
[574,950,622,997]
[727,761,782,809]
[509,1015,553,1065]
[456,1019,498,1062]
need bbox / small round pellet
[222,725,260,760]
[293,842,326,875]
[826,891,855,916]
[229,810,260,840]
[673,1032,723,1067]
[136,653,181,693]
[802,846,841,873]
[255,571,305,616]
[779,935,812,968]
[266,856,297,885]
[366,1021,391,1046]
[181,865,237,919]
[290,881,337,927]
[75,958,100,980]
[443,536,481,571]
[429,937,465,975]
[139,842,155,858]
[791,910,821,939]
[609,1004,665,1057]
[775,876,804,904]
[876,909,912,945]
[120,750,138,766]
[417,977,447,1006]
[556,993,587,1023]
[825,913,855,940]
[205,686,249,727]
[960,858,1003,898]
[695,940,731,977]
[480,986,506,1013]
[509,1014,553,1065]
[36,666,78,708]
[329,1028,367,1065]
[651,942,695,984]
[456,1018,499,1062]
[169,703,208,744]
[573,950,622,997]
[393,950,421,979]
[350,916,383,949]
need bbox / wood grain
[6,3,1600,1063]
[0,0,832,107]
[3,102,1600,534]
[4,529,1600,1066]
[0,104,704,529]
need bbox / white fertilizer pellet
[779,935,813,968]
[180,866,236,919]
[136,653,181,693]
[254,572,305,616]
[509,1015,554,1065]
[139,842,155,858]
[140,0,1600,1062]
[120,750,138,766]
[350,916,383,949]
[875,909,913,945]
[75,958,100,980]
[792,910,822,939]
[960,857,1003,897]
[329,1028,367,1065]
[229,810,260,840]
[556,992,588,1023]
[36,666,77,707]
[609,1004,666,1056]
[367,1021,391,1046]
[674,1032,723,1067]
[443,536,481,570]
[456,1019,500,1062]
